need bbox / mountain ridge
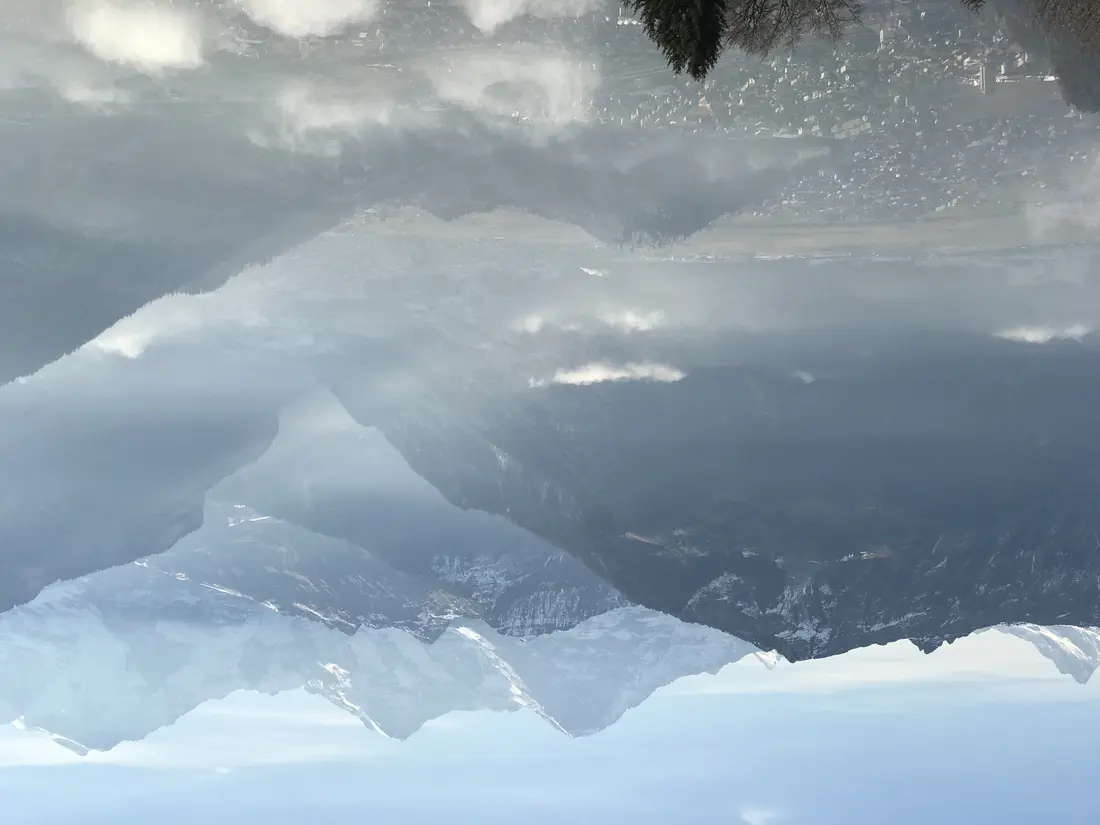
[0,566,756,751]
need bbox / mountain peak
[997,624,1100,684]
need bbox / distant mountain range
[2,380,1096,753]
[6,330,1100,667]
[148,498,625,642]
[0,560,754,751]
[2,554,1095,756]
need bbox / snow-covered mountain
[3,560,1095,757]
[146,392,628,640]
[997,624,1100,684]
[148,498,625,642]
[2,544,1095,756]
[0,564,756,752]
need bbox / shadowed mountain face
[202,415,626,639]
[0,342,299,614]
[337,330,1100,661]
[4,236,1100,664]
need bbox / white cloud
[532,362,685,387]
[457,0,603,32]
[792,370,815,384]
[54,80,131,109]
[599,310,665,332]
[251,81,401,155]
[513,310,662,334]
[86,289,265,359]
[514,315,547,334]
[740,807,782,825]
[995,324,1091,344]
[89,331,151,359]
[233,0,379,38]
[66,1,206,74]
[423,49,597,129]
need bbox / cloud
[740,807,782,825]
[53,80,131,109]
[995,324,1091,344]
[514,315,547,334]
[422,49,598,129]
[233,0,379,37]
[89,331,152,359]
[250,80,403,155]
[457,0,604,32]
[251,49,594,156]
[512,310,662,334]
[66,1,206,73]
[598,310,665,332]
[532,362,685,387]
[86,299,201,358]
[85,289,266,359]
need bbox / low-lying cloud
[234,0,379,38]
[85,288,266,360]
[532,362,685,387]
[512,309,664,334]
[67,0,206,73]
[457,0,604,33]
[53,80,131,109]
[599,310,665,332]
[423,49,598,129]
[250,80,403,155]
[995,324,1091,344]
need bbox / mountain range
[5,318,1100,675]
[335,331,1100,661]
[0,559,755,751]
[3,379,1097,754]
[2,551,1096,757]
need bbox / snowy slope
[996,624,1100,684]
[0,567,755,751]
